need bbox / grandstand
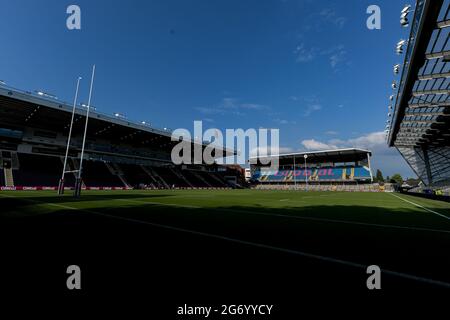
[387,0,450,194]
[0,85,242,191]
[248,148,384,191]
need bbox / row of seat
[254,183,391,192]
[253,166,372,182]
[2,153,231,189]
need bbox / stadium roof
[0,85,235,159]
[387,0,450,186]
[388,0,450,148]
[250,148,371,164]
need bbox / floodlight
[401,4,411,14]
[400,7,411,27]
[396,39,407,54]
[392,81,397,89]
[393,64,400,74]
[388,113,392,117]
[389,95,394,101]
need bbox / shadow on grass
[1,196,450,299]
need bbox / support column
[422,147,433,186]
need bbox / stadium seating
[4,152,238,189]
[253,166,371,183]
[253,183,393,192]
[119,163,156,188]
[81,161,125,187]
[13,153,73,187]
[0,168,4,186]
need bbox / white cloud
[294,43,319,63]
[302,131,386,152]
[294,44,348,70]
[274,118,296,125]
[195,98,269,116]
[319,8,347,28]
[300,131,416,177]
[302,139,337,150]
[325,130,339,135]
[250,146,293,157]
[304,103,322,116]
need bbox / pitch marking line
[389,193,450,221]
[115,198,200,209]
[92,211,450,288]
[2,193,450,288]
[114,197,450,234]
[1,193,449,234]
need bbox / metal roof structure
[387,0,450,187]
[250,148,371,165]
[0,85,235,161]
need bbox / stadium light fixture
[388,105,393,110]
[392,81,397,89]
[393,64,400,74]
[400,4,412,27]
[388,112,392,117]
[396,39,407,54]
[389,95,394,101]
[303,154,308,189]
[35,90,58,100]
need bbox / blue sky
[0,0,415,177]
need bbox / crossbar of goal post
[58,77,82,195]
[74,65,96,198]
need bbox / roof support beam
[437,19,450,28]
[412,89,449,96]
[425,49,450,60]
[404,111,447,117]
[418,71,450,80]
[408,102,450,108]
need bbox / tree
[375,169,384,183]
[405,178,420,186]
[390,173,403,185]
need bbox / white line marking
[2,193,449,234]
[211,207,450,234]
[115,198,200,209]
[117,196,450,234]
[56,206,450,289]
[390,193,450,220]
[2,193,450,288]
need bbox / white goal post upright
[58,76,82,195]
[74,65,96,197]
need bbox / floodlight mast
[304,154,308,190]
[293,155,297,188]
[58,76,82,195]
[74,65,96,197]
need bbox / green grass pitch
[1,189,450,294]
